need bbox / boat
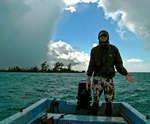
[0,98,150,124]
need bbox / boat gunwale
[0,98,149,124]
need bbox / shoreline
[0,71,85,73]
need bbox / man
[86,30,134,116]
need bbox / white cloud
[82,0,98,4]
[123,58,150,72]
[124,62,150,72]
[48,40,149,72]
[126,59,143,63]
[63,0,80,6]
[47,40,90,71]
[92,43,98,47]
[65,6,76,13]
[63,0,98,6]
[98,0,150,48]
[63,0,98,13]
[116,29,127,40]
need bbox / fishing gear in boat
[76,80,92,110]
[49,98,59,113]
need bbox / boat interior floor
[46,113,128,124]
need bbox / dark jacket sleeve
[87,48,95,76]
[114,47,128,76]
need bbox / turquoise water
[0,72,150,120]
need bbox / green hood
[98,30,109,46]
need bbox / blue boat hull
[0,98,149,124]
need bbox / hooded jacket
[87,30,128,78]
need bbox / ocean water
[0,72,150,121]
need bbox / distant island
[0,61,85,73]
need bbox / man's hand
[86,80,91,91]
[86,76,91,91]
[126,74,134,83]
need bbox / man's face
[99,35,108,42]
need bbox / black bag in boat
[76,80,92,109]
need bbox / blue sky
[51,1,150,72]
[0,0,150,72]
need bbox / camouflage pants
[92,76,115,103]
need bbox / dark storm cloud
[0,0,65,68]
